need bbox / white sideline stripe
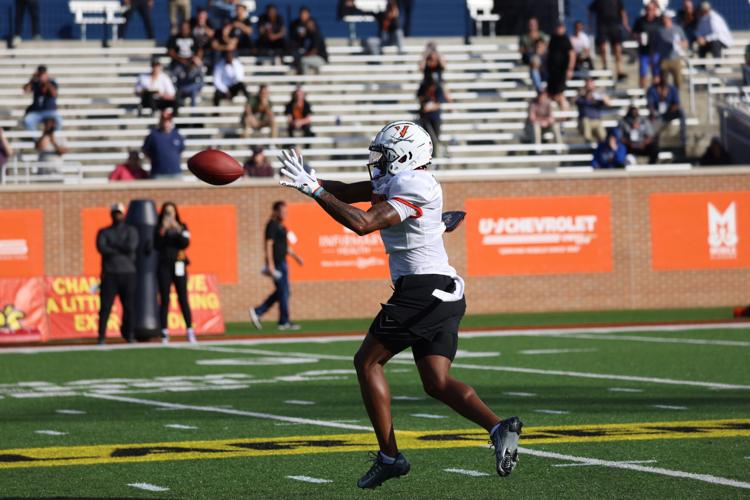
[652,404,688,410]
[444,468,490,477]
[34,430,67,435]
[564,334,750,347]
[128,483,170,492]
[2,321,748,354]
[84,393,371,431]
[286,475,332,484]
[164,424,198,429]
[608,387,644,393]
[519,348,598,355]
[553,459,657,468]
[522,447,750,490]
[393,396,426,401]
[55,409,86,414]
[284,400,316,406]
[534,409,570,415]
[410,413,448,419]
[504,391,537,397]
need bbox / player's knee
[421,376,448,399]
[353,349,369,373]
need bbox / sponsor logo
[707,202,738,260]
[478,215,599,255]
[0,304,26,333]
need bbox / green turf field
[1,322,749,498]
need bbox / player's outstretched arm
[279,149,400,235]
[319,179,373,203]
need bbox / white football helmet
[367,121,433,178]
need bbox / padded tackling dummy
[125,199,160,341]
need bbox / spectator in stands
[285,87,314,137]
[242,84,277,138]
[142,110,185,180]
[291,18,328,75]
[212,19,240,57]
[135,59,177,115]
[632,1,663,89]
[398,0,413,37]
[191,8,216,54]
[677,0,698,46]
[370,0,405,55]
[529,39,548,93]
[619,106,658,164]
[656,12,688,88]
[0,129,14,172]
[167,21,201,71]
[35,118,67,173]
[743,44,750,86]
[647,74,687,145]
[173,58,204,107]
[168,0,190,35]
[12,0,40,47]
[546,22,575,109]
[289,7,313,52]
[592,128,627,168]
[109,151,149,181]
[526,90,561,147]
[518,17,547,66]
[570,20,594,73]
[417,76,447,156]
[695,1,732,58]
[22,65,62,131]
[212,51,249,106]
[589,0,629,81]
[699,136,731,166]
[231,3,254,54]
[257,4,287,59]
[576,77,610,143]
[421,42,446,84]
[120,0,155,39]
[243,147,274,177]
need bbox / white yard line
[286,475,332,484]
[85,393,371,431]
[284,400,316,406]
[521,448,750,490]
[55,409,86,414]
[504,391,537,397]
[608,388,644,393]
[444,468,490,477]
[651,404,688,410]
[410,413,448,419]
[128,483,170,492]
[533,409,570,415]
[393,396,426,401]
[34,430,67,436]
[553,459,658,468]
[164,424,198,429]
[519,348,598,355]
[563,334,750,347]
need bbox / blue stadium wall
[1,0,747,43]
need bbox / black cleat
[356,452,410,489]
[490,416,523,477]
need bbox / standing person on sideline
[278,122,522,488]
[96,203,139,345]
[248,201,304,331]
[155,202,196,343]
[142,110,185,179]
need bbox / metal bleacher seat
[69,1,125,41]
[466,0,500,37]
[343,0,387,43]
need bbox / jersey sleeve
[385,173,428,222]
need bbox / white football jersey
[372,169,457,282]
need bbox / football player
[278,121,522,489]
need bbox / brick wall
[2,168,748,322]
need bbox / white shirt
[696,10,733,48]
[213,59,245,94]
[135,72,175,97]
[372,169,457,282]
[570,32,591,54]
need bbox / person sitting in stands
[109,151,149,181]
[212,50,249,106]
[167,21,202,72]
[570,20,594,73]
[529,38,548,93]
[519,17,548,65]
[242,84,277,138]
[231,3,254,53]
[592,128,627,168]
[646,74,687,146]
[285,87,314,137]
[619,106,658,164]
[526,90,561,146]
[291,18,328,74]
[22,65,62,131]
[368,0,405,55]
[695,1,732,58]
[35,118,67,173]
[135,58,177,115]
[257,3,287,59]
[576,77,610,143]
[243,147,274,177]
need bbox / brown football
[187,149,243,186]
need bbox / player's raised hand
[279,149,322,197]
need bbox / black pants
[157,264,192,330]
[398,0,413,36]
[287,123,314,137]
[628,143,659,164]
[15,0,39,37]
[213,82,249,106]
[420,114,441,157]
[699,40,724,58]
[98,273,136,341]
[120,0,154,39]
[140,91,178,114]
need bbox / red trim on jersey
[391,197,423,219]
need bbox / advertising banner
[286,202,389,282]
[650,192,750,270]
[0,278,47,343]
[0,209,44,278]
[465,196,613,276]
[45,274,224,340]
[82,204,238,283]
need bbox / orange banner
[286,202,389,281]
[466,196,613,276]
[0,278,47,343]
[82,204,238,283]
[650,192,750,270]
[45,274,224,340]
[0,209,44,278]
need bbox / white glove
[279,149,322,197]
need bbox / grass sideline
[225,307,737,336]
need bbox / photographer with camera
[22,65,62,131]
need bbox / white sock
[187,327,195,335]
[378,451,396,464]
[161,329,169,337]
[489,421,502,436]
